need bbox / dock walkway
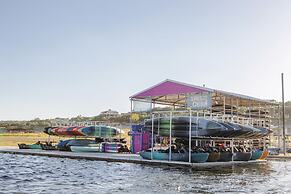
[268,154,291,160]
[0,147,266,169]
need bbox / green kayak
[18,143,42,149]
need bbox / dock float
[0,147,267,169]
[268,155,291,160]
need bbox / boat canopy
[130,79,278,110]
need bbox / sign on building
[186,92,212,110]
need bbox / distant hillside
[1,101,291,133]
[0,113,132,132]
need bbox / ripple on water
[1,154,291,193]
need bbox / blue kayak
[251,150,263,160]
[190,152,209,163]
[139,150,187,161]
[139,150,209,163]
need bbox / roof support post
[223,96,226,121]
[151,113,154,160]
[264,103,267,128]
[236,98,239,123]
[169,111,172,161]
[157,113,160,136]
[231,98,233,122]
[189,109,192,163]
[248,100,251,125]
[196,112,199,137]
[231,139,234,162]
[278,104,281,149]
[282,73,286,155]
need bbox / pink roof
[131,80,210,99]
[130,79,277,106]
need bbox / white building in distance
[99,109,119,118]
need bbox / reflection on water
[0,154,291,194]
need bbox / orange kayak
[259,150,269,160]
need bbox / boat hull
[140,151,168,160]
[207,152,221,162]
[191,153,209,163]
[233,152,252,161]
[250,150,263,160]
[139,151,188,161]
[66,139,97,147]
[57,139,74,151]
[259,150,269,160]
[44,125,122,137]
[218,152,233,162]
[70,145,102,152]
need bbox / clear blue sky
[0,0,291,120]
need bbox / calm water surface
[1,154,291,194]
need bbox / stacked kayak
[57,139,97,151]
[66,139,97,147]
[139,149,209,163]
[144,117,228,137]
[80,126,121,137]
[218,152,233,162]
[207,152,220,162]
[70,144,103,152]
[251,150,264,160]
[18,143,42,149]
[191,152,209,163]
[139,149,264,162]
[60,139,125,153]
[140,150,187,161]
[44,125,123,137]
[144,117,270,138]
[103,142,123,153]
[44,127,85,136]
[57,139,73,151]
[233,152,252,161]
[259,150,269,159]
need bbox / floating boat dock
[0,147,267,169]
[268,155,291,160]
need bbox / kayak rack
[129,80,280,163]
[140,110,269,163]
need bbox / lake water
[1,154,291,194]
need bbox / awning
[130,79,278,107]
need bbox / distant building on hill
[50,118,71,126]
[100,109,119,118]
[121,112,131,116]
